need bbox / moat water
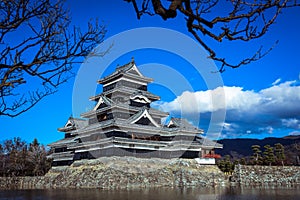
[0,186,300,200]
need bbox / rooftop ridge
[97,59,150,84]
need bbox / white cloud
[222,122,237,132]
[157,86,261,113]
[289,131,300,136]
[282,118,300,129]
[159,80,300,116]
[261,126,274,134]
[260,81,300,103]
[272,78,281,86]
[157,89,222,114]
[156,79,300,138]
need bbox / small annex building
[48,59,222,166]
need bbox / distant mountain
[215,136,300,157]
[283,135,300,140]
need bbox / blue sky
[1,1,300,144]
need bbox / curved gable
[130,94,151,104]
[93,96,113,110]
[130,108,160,127]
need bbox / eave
[80,104,169,119]
[89,86,160,101]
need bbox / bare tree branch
[0,0,108,117]
[125,0,300,71]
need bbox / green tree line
[0,137,52,177]
[217,143,288,174]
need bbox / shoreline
[1,157,300,190]
[0,157,226,190]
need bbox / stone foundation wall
[231,165,300,186]
[0,157,226,189]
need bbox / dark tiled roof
[72,118,88,129]
[58,117,88,132]
[48,137,77,147]
[103,61,134,80]
[94,94,114,105]
[168,117,199,130]
[127,106,159,125]
[115,59,135,72]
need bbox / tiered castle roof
[48,59,222,165]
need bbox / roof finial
[131,57,135,63]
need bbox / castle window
[97,114,107,122]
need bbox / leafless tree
[27,141,49,176]
[0,137,51,176]
[2,137,27,176]
[125,0,300,71]
[0,0,107,117]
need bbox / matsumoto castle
[48,59,222,166]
